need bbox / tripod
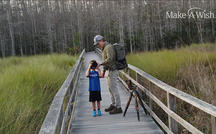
[123,80,148,121]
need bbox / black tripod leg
[123,92,133,117]
[135,90,148,115]
[134,96,140,121]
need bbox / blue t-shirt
[88,70,101,91]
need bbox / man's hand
[102,71,106,78]
[98,63,102,68]
[96,63,100,70]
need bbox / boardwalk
[70,52,163,134]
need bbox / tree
[6,0,16,56]
[0,0,215,57]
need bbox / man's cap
[93,35,104,46]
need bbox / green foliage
[66,47,80,56]
[127,43,216,84]
[73,32,80,46]
[0,54,77,134]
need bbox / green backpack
[112,43,128,70]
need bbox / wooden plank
[167,92,178,133]
[128,64,216,118]
[118,77,173,134]
[121,71,203,134]
[69,52,163,134]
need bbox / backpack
[112,43,128,70]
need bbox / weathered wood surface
[69,52,163,134]
[128,64,216,118]
[121,71,203,134]
[125,65,216,134]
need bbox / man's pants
[106,70,121,108]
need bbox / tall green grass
[127,43,216,133]
[0,54,77,134]
[127,43,216,84]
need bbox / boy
[86,60,103,117]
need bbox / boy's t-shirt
[88,70,101,91]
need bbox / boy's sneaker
[97,110,102,116]
[92,110,96,117]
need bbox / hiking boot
[105,105,115,112]
[109,107,123,114]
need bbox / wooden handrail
[124,64,216,134]
[95,48,102,55]
[121,71,202,133]
[95,48,216,134]
[39,49,85,134]
[127,64,216,117]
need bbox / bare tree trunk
[18,31,24,56]
[195,21,203,43]
[129,19,133,53]
[76,0,83,48]
[61,0,67,52]
[0,39,5,58]
[7,0,16,56]
[119,0,124,45]
[0,0,216,57]
[63,25,67,51]
[70,0,76,49]
[158,0,164,48]
[31,7,37,55]
[210,0,215,42]
[46,0,54,53]
[127,2,133,53]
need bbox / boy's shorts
[89,91,102,102]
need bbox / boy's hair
[90,60,98,69]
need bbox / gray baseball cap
[93,35,104,46]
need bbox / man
[93,35,122,114]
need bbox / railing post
[167,92,178,133]
[136,72,142,97]
[127,68,130,76]
[149,82,152,110]
[212,115,216,134]
[135,72,139,88]
[135,72,138,83]
[59,106,64,134]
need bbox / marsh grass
[126,43,216,133]
[0,54,77,134]
[127,43,216,85]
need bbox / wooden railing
[95,48,216,134]
[39,50,85,134]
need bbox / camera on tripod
[123,80,148,121]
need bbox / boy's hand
[88,63,92,69]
